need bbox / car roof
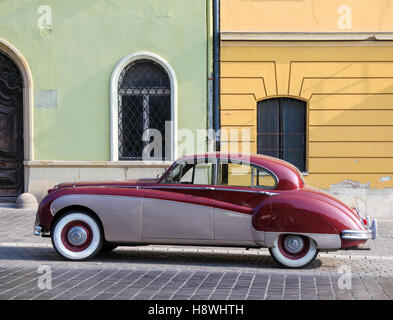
[175,152,303,190]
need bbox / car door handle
[258,190,278,196]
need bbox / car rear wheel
[268,234,318,268]
[51,211,103,261]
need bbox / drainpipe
[212,0,220,151]
[206,0,214,152]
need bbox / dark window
[118,59,171,160]
[257,98,306,171]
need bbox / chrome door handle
[258,191,278,196]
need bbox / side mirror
[160,170,175,184]
[156,168,167,179]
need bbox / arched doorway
[257,97,307,172]
[0,51,24,200]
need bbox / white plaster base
[326,180,393,220]
[25,161,171,202]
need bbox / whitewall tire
[269,234,318,268]
[51,211,103,261]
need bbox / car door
[213,159,277,245]
[141,157,216,242]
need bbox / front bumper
[33,216,42,236]
[33,225,42,236]
[341,217,377,241]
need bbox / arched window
[116,57,172,161]
[257,97,307,171]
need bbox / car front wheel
[269,234,318,268]
[51,211,103,261]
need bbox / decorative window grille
[118,59,171,160]
[257,97,307,172]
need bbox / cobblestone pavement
[0,207,393,300]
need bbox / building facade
[0,0,209,201]
[220,0,393,218]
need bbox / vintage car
[34,152,377,268]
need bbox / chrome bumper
[33,225,42,236]
[341,217,377,241]
[33,216,42,236]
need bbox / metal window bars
[118,59,171,161]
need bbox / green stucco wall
[0,0,207,160]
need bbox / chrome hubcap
[67,226,88,246]
[284,235,304,254]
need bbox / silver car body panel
[213,208,261,246]
[141,198,214,240]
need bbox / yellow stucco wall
[221,0,393,32]
[220,41,393,188]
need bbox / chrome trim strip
[57,185,139,190]
[143,185,215,191]
[59,184,277,195]
[214,187,278,196]
[144,185,278,195]
[341,229,373,240]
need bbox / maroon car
[34,152,377,268]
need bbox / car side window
[219,162,252,187]
[219,160,277,189]
[161,159,215,185]
[253,165,277,189]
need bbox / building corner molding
[220,31,393,41]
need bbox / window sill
[24,160,173,168]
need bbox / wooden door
[0,51,24,200]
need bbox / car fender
[50,193,143,243]
[251,192,357,249]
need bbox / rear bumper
[341,217,377,241]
